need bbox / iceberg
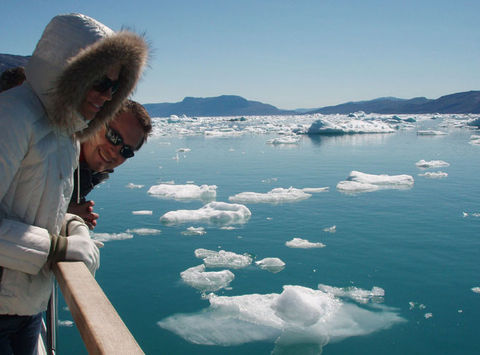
[180,264,234,292]
[255,258,286,273]
[92,232,133,242]
[266,136,300,145]
[132,210,153,215]
[148,183,217,202]
[157,284,404,351]
[229,187,311,204]
[285,237,325,249]
[160,201,251,226]
[181,227,206,236]
[415,159,450,168]
[418,171,448,178]
[307,118,395,135]
[337,171,414,193]
[317,284,385,304]
[195,248,252,269]
[125,228,161,235]
[417,130,447,135]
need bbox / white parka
[0,13,148,315]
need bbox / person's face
[82,111,144,172]
[79,64,121,121]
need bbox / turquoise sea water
[57,114,480,354]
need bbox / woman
[0,13,148,354]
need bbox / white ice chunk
[58,320,74,327]
[337,171,414,193]
[126,228,161,235]
[177,148,191,152]
[417,130,447,135]
[148,183,216,202]
[302,187,329,193]
[92,232,133,242]
[126,183,144,189]
[132,210,153,215]
[424,313,433,319]
[471,287,480,294]
[229,187,311,204]
[195,248,252,269]
[266,136,300,145]
[323,225,336,233]
[255,258,286,273]
[160,202,251,226]
[415,160,450,168]
[285,237,325,249]
[180,264,234,292]
[419,171,448,178]
[157,284,404,350]
[307,118,395,135]
[317,284,385,304]
[182,227,206,236]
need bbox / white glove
[65,219,103,275]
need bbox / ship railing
[40,261,143,355]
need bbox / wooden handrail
[53,262,144,355]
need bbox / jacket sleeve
[0,92,52,275]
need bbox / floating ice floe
[266,136,300,145]
[157,284,404,352]
[415,159,450,168]
[469,135,480,145]
[132,210,153,215]
[463,212,480,218]
[181,227,206,236]
[418,171,448,179]
[337,171,414,193]
[126,183,144,189]
[92,232,133,242]
[302,187,329,193]
[229,187,312,204]
[177,148,191,152]
[323,225,336,233]
[285,237,325,249]
[195,248,252,269]
[180,264,234,292]
[307,118,395,135]
[424,313,433,319]
[160,202,251,226]
[417,130,447,135]
[148,183,217,202]
[472,287,480,294]
[255,257,285,273]
[58,320,74,327]
[317,284,384,304]
[126,228,161,235]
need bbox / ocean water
[57,114,480,355]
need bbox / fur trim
[51,31,148,141]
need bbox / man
[0,66,26,92]
[68,100,152,228]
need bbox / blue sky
[2,0,479,109]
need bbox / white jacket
[0,13,148,315]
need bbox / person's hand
[65,218,103,274]
[67,200,99,230]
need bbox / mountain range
[2,53,479,115]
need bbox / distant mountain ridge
[144,96,295,117]
[0,54,30,73]
[2,53,479,115]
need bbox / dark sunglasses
[92,76,120,94]
[105,124,135,159]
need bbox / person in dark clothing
[0,66,26,92]
[68,100,152,228]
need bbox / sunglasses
[92,76,120,94]
[105,124,135,159]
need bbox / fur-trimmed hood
[25,13,148,141]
